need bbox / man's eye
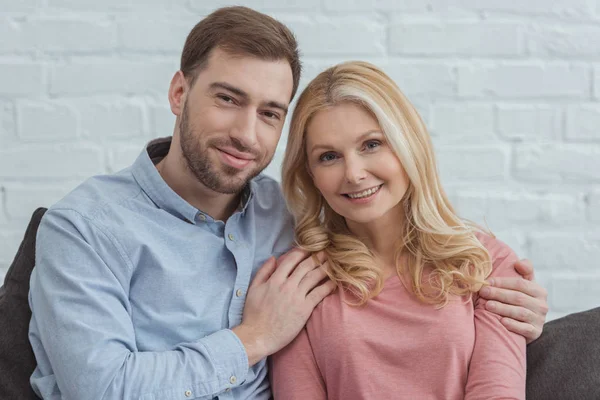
[217,95,234,103]
[262,111,280,120]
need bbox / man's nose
[229,109,258,149]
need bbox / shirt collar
[131,136,253,224]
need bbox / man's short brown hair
[181,6,302,100]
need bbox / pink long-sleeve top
[270,233,526,399]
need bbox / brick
[79,100,145,139]
[324,0,423,11]
[385,61,456,99]
[432,0,594,17]
[0,230,25,264]
[530,234,600,273]
[549,274,600,312]
[0,64,43,97]
[458,63,590,99]
[22,18,117,53]
[566,105,600,142]
[0,146,104,178]
[324,0,427,11]
[436,147,507,183]
[590,190,600,223]
[430,103,495,144]
[0,101,16,143]
[390,21,522,56]
[4,185,71,220]
[596,65,600,100]
[17,101,79,141]
[496,105,561,142]
[49,61,176,96]
[452,192,585,231]
[108,145,145,173]
[0,0,42,12]
[528,25,600,57]
[118,18,198,53]
[191,0,320,11]
[278,16,385,56]
[47,0,189,11]
[149,104,175,138]
[514,144,600,182]
[0,18,26,54]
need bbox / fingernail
[487,278,495,286]
[480,286,491,296]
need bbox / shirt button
[198,214,206,221]
[228,233,235,241]
[225,387,231,392]
[235,289,244,297]
[185,390,192,397]
[229,375,237,384]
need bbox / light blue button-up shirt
[28,138,295,400]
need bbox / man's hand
[478,259,549,344]
[233,248,336,366]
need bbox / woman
[270,61,526,399]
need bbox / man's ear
[168,70,188,117]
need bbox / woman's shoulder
[474,231,519,277]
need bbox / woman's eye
[365,140,381,150]
[319,153,337,162]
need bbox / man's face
[178,48,293,194]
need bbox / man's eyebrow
[209,82,248,100]
[209,81,288,115]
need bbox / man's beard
[179,101,265,194]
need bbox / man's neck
[156,153,241,222]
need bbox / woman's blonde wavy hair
[281,61,493,307]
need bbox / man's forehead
[200,49,293,104]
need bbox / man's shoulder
[47,167,141,222]
[251,173,287,210]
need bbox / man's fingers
[288,254,322,285]
[513,258,535,281]
[485,300,536,324]
[298,264,329,294]
[272,248,311,280]
[499,317,542,344]
[479,285,544,314]
[484,277,547,299]
[252,256,277,286]
[306,280,336,308]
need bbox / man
[28,6,548,400]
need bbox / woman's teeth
[346,185,381,199]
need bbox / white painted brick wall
[1,1,599,321]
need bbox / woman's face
[305,102,409,227]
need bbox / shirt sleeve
[28,208,249,400]
[269,327,326,400]
[464,234,527,400]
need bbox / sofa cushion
[527,306,600,400]
[0,207,46,400]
